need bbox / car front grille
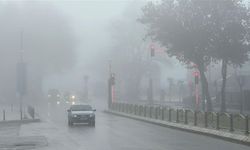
[77,114,89,118]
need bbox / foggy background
[0,0,186,107]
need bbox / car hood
[71,111,94,115]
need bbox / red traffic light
[192,71,200,77]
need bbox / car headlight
[56,101,60,105]
[73,114,77,118]
[89,113,95,117]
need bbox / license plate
[80,117,87,120]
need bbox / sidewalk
[0,105,22,121]
[0,106,47,150]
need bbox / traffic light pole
[108,61,115,109]
[108,78,112,109]
[194,72,200,111]
[108,73,115,108]
[20,94,23,120]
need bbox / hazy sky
[40,0,186,91]
[0,0,186,92]
[43,0,143,91]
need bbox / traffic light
[111,74,115,85]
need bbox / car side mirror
[93,109,96,112]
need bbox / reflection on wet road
[21,101,250,150]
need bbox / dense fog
[0,0,185,107]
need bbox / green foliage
[140,0,250,111]
[140,0,250,67]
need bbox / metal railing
[110,102,250,135]
[1,105,36,121]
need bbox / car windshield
[71,105,92,111]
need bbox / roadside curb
[0,119,40,124]
[0,135,48,149]
[105,110,250,146]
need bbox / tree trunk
[240,86,243,114]
[221,59,228,112]
[198,62,213,112]
[148,78,153,104]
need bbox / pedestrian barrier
[110,102,250,135]
[27,106,35,119]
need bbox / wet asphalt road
[23,101,250,150]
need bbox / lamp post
[16,31,27,120]
[84,75,89,100]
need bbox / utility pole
[148,43,155,105]
[108,61,115,108]
[83,75,89,100]
[193,70,200,111]
[17,31,27,120]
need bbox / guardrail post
[134,105,136,115]
[138,106,141,116]
[136,105,139,115]
[204,112,208,128]
[176,109,179,123]
[216,112,220,130]
[159,107,161,120]
[157,107,160,119]
[141,106,143,116]
[127,104,129,113]
[155,107,158,119]
[184,110,188,124]
[229,114,234,132]
[169,109,172,122]
[20,109,23,120]
[126,104,129,113]
[194,111,197,126]
[132,104,134,114]
[245,115,249,135]
[3,110,5,121]
[161,107,165,120]
[149,106,152,118]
